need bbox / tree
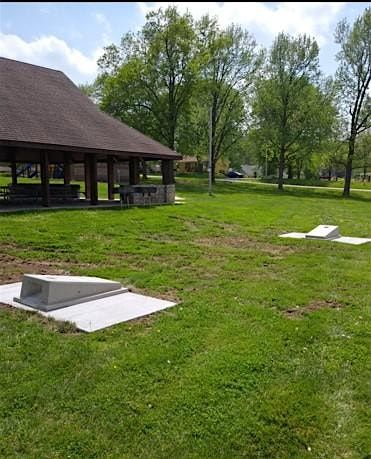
[250,83,336,181]
[97,6,198,150]
[194,18,263,182]
[335,7,371,196]
[355,132,371,180]
[78,83,99,103]
[251,33,330,189]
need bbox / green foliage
[354,132,371,178]
[335,7,371,195]
[97,6,198,149]
[78,82,99,104]
[92,4,368,190]
[193,18,263,180]
[96,7,262,173]
[250,33,337,185]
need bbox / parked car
[226,170,245,178]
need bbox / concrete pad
[279,232,307,239]
[305,225,340,240]
[279,231,371,245]
[14,274,125,311]
[0,282,177,332]
[332,236,371,245]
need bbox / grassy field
[0,178,370,458]
[248,177,371,191]
[2,173,371,195]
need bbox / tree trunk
[168,75,176,151]
[210,95,218,184]
[343,136,355,197]
[278,146,285,190]
[296,161,302,179]
[363,165,367,181]
[328,166,332,181]
[168,126,175,151]
[211,160,216,184]
[287,163,293,179]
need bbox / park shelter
[0,57,181,207]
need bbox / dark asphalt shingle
[0,57,180,159]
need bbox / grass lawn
[253,177,371,191]
[0,178,370,458]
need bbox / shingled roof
[0,57,180,159]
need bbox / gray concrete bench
[119,185,157,206]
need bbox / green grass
[0,178,370,458]
[254,177,371,190]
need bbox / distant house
[0,57,181,207]
[176,156,205,173]
[176,156,229,174]
[241,164,263,177]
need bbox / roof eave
[0,139,182,160]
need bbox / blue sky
[1,2,369,85]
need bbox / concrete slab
[1,282,177,332]
[14,274,125,311]
[279,232,307,239]
[279,230,371,245]
[332,236,371,245]
[305,225,340,240]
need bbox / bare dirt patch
[0,251,71,284]
[0,247,102,284]
[283,300,343,318]
[194,235,298,256]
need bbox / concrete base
[279,232,307,239]
[280,227,371,245]
[332,236,371,245]
[1,282,177,332]
[14,274,125,311]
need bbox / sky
[0,2,369,85]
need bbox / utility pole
[208,106,212,195]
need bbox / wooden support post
[11,161,17,185]
[129,158,140,185]
[40,151,50,207]
[84,156,91,200]
[161,159,174,185]
[107,155,114,200]
[64,154,72,185]
[89,154,98,205]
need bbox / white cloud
[93,12,112,45]
[137,2,346,46]
[0,12,114,85]
[0,32,102,84]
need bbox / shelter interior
[0,146,175,207]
